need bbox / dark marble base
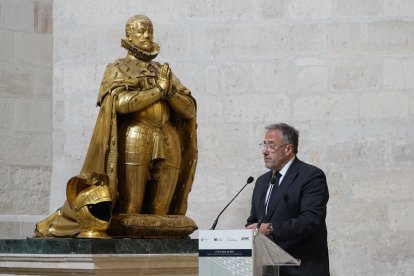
[0,238,198,254]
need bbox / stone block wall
[0,0,52,238]
[1,0,414,275]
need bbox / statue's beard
[121,39,160,61]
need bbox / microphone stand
[210,176,254,230]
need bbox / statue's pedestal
[0,238,198,275]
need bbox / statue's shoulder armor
[109,57,159,77]
[98,57,140,97]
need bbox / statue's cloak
[81,57,198,215]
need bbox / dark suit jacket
[246,158,330,276]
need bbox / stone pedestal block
[0,238,199,275]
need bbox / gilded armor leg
[118,123,153,213]
[118,121,182,215]
[146,123,181,214]
[118,164,149,213]
[146,161,180,215]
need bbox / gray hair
[265,123,299,154]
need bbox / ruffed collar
[121,39,160,61]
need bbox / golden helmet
[67,173,112,238]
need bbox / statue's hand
[157,63,171,94]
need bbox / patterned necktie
[265,172,282,214]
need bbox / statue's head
[125,15,155,52]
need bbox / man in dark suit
[246,123,330,276]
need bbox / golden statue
[35,15,198,238]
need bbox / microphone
[210,176,254,230]
[256,175,277,230]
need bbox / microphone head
[270,175,277,185]
[247,176,254,184]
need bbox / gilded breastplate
[137,100,171,128]
[134,62,170,127]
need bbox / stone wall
[1,0,414,275]
[0,0,52,237]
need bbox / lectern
[199,229,300,276]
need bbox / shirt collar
[274,156,295,177]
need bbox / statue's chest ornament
[137,64,158,88]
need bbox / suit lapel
[265,158,300,220]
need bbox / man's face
[262,129,291,171]
[128,20,154,52]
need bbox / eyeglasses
[259,143,288,152]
